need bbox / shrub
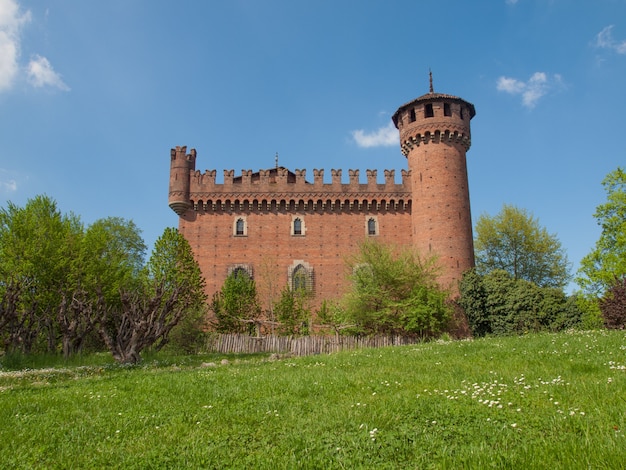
[600,276,626,329]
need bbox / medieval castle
[168,83,476,312]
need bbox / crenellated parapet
[190,167,409,190]
[169,147,412,215]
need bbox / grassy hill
[1,330,625,469]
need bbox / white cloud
[0,0,31,92]
[1,178,17,192]
[497,72,561,108]
[27,54,69,90]
[0,0,68,93]
[594,25,626,55]
[0,168,18,193]
[496,76,525,94]
[351,122,397,148]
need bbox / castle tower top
[391,90,476,127]
[391,81,476,158]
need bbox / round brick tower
[392,78,476,293]
[168,145,196,216]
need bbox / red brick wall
[179,206,412,314]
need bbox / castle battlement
[189,166,411,191]
[183,165,412,213]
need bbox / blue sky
[1,0,625,292]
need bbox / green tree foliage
[61,217,146,357]
[316,300,349,336]
[78,217,146,304]
[577,167,626,295]
[211,270,260,334]
[274,285,311,336]
[0,196,209,361]
[99,228,207,363]
[599,277,626,329]
[459,269,582,336]
[575,295,604,330]
[0,195,82,353]
[343,241,451,337]
[474,204,570,289]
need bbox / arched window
[291,217,305,236]
[232,267,250,279]
[366,216,378,236]
[292,265,308,291]
[288,261,314,293]
[228,264,253,279]
[294,218,302,235]
[368,218,376,235]
[234,217,247,236]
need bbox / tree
[0,195,82,353]
[599,277,626,329]
[274,284,311,336]
[343,241,451,337]
[577,167,626,295]
[77,217,146,303]
[211,270,261,334]
[99,228,206,363]
[59,217,146,357]
[316,300,350,336]
[474,204,570,289]
[255,255,280,334]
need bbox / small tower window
[291,217,305,236]
[424,103,434,118]
[444,103,451,116]
[234,217,247,236]
[366,216,378,236]
[409,108,416,122]
[460,107,465,120]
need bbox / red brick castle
[168,82,476,312]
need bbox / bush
[459,269,583,336]
[600,277,626,329]
[343,241,451,337]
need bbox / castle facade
[168,85,476,313]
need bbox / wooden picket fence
[203,333,421,356]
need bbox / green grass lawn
[1,330,625,469]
